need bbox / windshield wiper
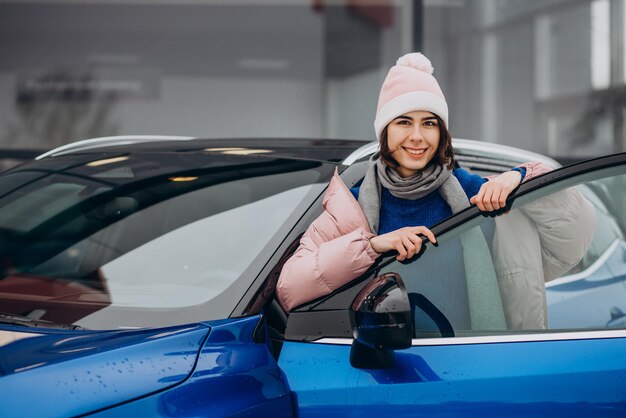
[0,312,86,330]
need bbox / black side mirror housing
[349,273,412,369]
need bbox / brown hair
[379,114,455,170]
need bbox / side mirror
[349,273,412,369]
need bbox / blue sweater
[350,168,487,234]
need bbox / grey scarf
[358,153,469,233]
[357,153,506,330]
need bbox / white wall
[325,69,381,141]
[113,76,325,139]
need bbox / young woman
[276,53,594,328]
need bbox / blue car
[0,137,625,417]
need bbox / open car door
[279,153,626,418]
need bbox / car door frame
[286,152,626,335]
[274,152,626,417]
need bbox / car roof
[34,135,561,172]
[35,136,370,164]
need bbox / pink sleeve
[517,161,553,181]
[485,162,553,182]
[276,212,379,312]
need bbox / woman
[276,53,591,322]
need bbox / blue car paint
[278,338,626,417]
[91,315,293,418]
[0,324,210,418]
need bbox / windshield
[0,152,332,329]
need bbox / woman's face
[386,110,441,178]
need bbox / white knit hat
[374,52,448,140]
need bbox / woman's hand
[470,170,522,212]
[369,226,437,261]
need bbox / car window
[377,166,626,336]
[0,158,331,330]
[0,171,47,199]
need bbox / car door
[278,153,626,418]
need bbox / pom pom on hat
[396,53,434,75]
[374,52,448,140]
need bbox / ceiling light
[86,156,129,167]
[169,176,199,182]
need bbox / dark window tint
[379,167,626,337]
[0,157,331,329]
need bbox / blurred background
[0,0,623,168]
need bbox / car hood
[0,323,211,418]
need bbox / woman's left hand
[469,170,522,212]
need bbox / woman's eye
[424,120,438,127]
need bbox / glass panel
[546,172,626,330]
[478,0,573,27]
[545,112,615,159]
[424,0,620,160]
[380,163,626,336]
[379,217,503,336]
[0,161,328,329]
[536,3,594,98]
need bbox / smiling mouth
[403,147,427,156]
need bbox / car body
[0,136,625,417]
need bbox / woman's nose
[408,126,423,141]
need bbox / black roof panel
[42,138,370,164]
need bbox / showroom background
[0,0,621,168]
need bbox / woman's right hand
[369,226,437,261]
